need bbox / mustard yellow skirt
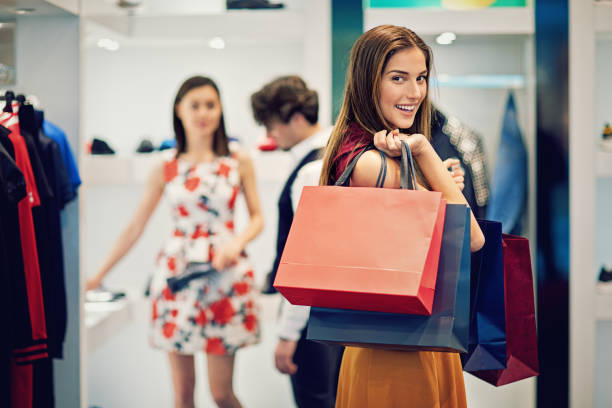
[336,347,467,408]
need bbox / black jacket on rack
[430,108,490,219]
[0,131,32,408]
[19,104,69,360]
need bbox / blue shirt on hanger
[42,120,81,195]
[486,92,527,235]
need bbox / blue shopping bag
[461,219,507,371]
[306,203,471,353]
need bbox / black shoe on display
[599,266,612,283]
[227,0,284,10]
[85,286,126,302]
[91,138,116,155]
[136,139,155,153]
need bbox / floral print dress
[149,153,260,355]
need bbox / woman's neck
[183,131,216,160]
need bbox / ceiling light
[209,37,225,50]
[436,32,457,45]
[97,38,120,51]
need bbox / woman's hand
[212,240,243,271]
[373,129,428,158]
[443,158,465,191]
[86,273,104,291]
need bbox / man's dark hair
[251,75,319,126]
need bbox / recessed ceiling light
[209,37,225,50]
[97,38,120,51]
[436,32,457,45]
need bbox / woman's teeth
[395,104,415,112]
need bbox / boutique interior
[1,0,611,407]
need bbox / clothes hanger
[16,94,38,140]
[3,91,14,113]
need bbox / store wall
[15,14,81,408]
[84,44,303,155]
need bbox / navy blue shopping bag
[461,220,507,371]
[306,203,471,353]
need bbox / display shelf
[433,74,525,89]
[81,154,160,185]
[596,1,612,34]
[597,150,612,177]
[85,298,133,355]
[364,7,534,35]
[82,149,294,185]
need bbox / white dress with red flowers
[149,154,260,355]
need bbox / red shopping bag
[274,142,446,315]
[471,234,539,386]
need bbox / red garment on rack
[1,104,48,408]
[0,107,47,346]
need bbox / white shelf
[597,150,612,177]
[596,2,612,34]
[82,149,294,185]
[85,298,134,355]
[82,154,161,185]
[364,7,534,35]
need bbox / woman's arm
[86,162,165,290]
[352,130,485,252]
[212,150,264,270]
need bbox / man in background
[251,76,343,408]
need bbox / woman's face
[176,85,222,139]
[378,47,428,130]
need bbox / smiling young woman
[319,25,485,408]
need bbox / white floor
[86,293,534,408]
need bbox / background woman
[87,76,264,408]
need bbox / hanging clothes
[0,138,28,408]
[40,118,80,203]
[486,92,527,235]
[430,108,490,219]
[1,101,49,408]
[0,103,48,353]
[20,104,69,360]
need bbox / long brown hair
[320,25,433,185]
[173,76,230,157]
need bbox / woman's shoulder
[352,150,400,188]
[229,148,253,168]
[157,149,179,183]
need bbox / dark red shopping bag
[471,234,539,386]
[274,141,446,315]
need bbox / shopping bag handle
[335,140,417,190]
[400,140,418,190]
[335,144,385,187]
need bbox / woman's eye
[206,103,216,109]
[392,76,404,82]
[417,75,427,82]
[191,103,199,110]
